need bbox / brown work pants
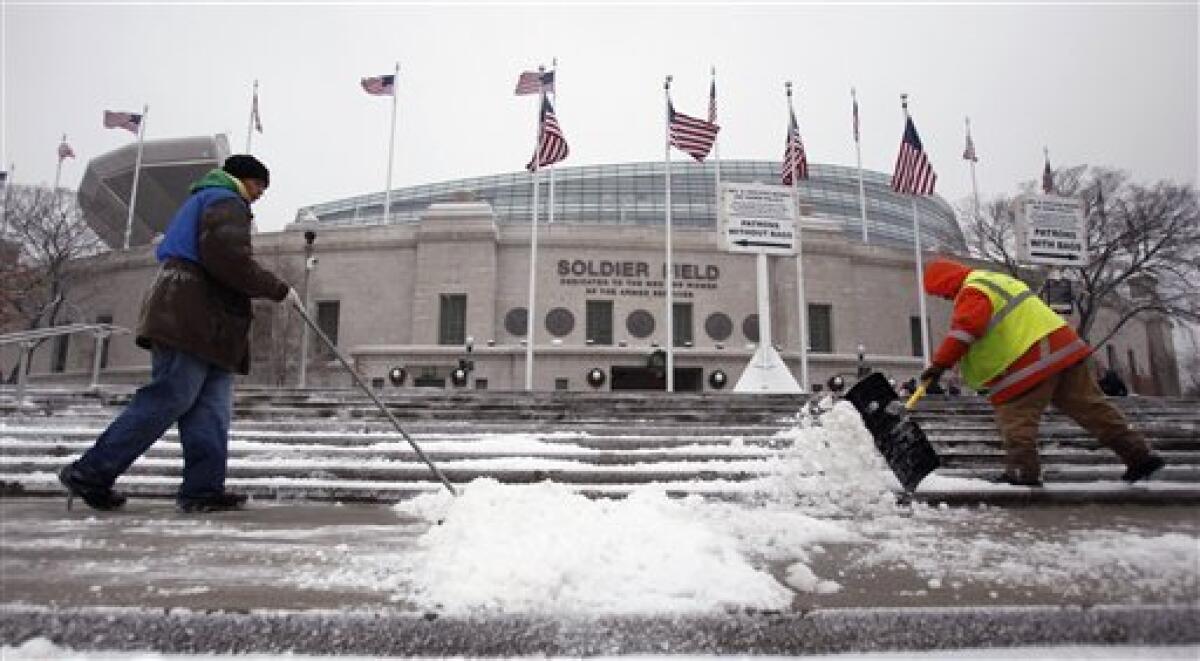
[992,362,1152,482]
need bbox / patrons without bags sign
[1018,195,1088,267]
[719,183,797,255]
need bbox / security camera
[465,336,474,352]
[306,256,319,269]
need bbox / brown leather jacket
[136,196,288,374]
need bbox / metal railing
[1,323,131,405]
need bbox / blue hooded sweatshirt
[155,169,245,264]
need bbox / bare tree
[956,166,1200,346]
[1,184,104,381]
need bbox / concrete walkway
[1,497,1196,655]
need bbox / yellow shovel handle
[905,380,930,410]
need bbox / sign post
[719,183,802,393]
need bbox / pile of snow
[394,477,859,615]
[385,400,925,615]
[761,400,899,514]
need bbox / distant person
[58,155,302,512]
[1098,368,1129,397]
[918,257,1164,487]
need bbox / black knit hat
[223,154,270,187]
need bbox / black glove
[919,364,946,386]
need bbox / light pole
[298,230,316,388]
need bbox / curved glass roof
[296,160,966,252]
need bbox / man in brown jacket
[59,155,300,512]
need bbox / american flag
[103,110,142,134]
[891,116,937,195]
[515,70,554,96]
[526,95,569,171]
[963,130,978,162]
[361,74,395,96]
[251,87,263,133]
[781,107,808,185]
[1042,154,1054,194]
[58,140,75,161]
[668,101,720,162]
[708,77,717,124]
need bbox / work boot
[177,492,249,513]
[1121,455,1166,483]
[58,464,126,512]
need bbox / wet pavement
[1,497,1197,655]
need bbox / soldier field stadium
[4,133,1182,396]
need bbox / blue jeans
[76,346,234,501]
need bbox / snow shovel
[291,299,458,496]
[843,372,940,493]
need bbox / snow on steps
[2,388,1198,504]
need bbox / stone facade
[5,200,1180,395]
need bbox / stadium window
[673,302,694,347]
[52,334,70,373]
[1106,344,1120,372]
[316,301,341,356]
[808,304,833,353]
[439,293,467,346]
[96,314,113,369]
[586,300,614,346]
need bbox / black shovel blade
[844,372,941,492]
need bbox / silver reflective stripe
[972,277,1012,302]
[1039,337,1051,358]
[988,337,1088,394]
[986,290,1034,334]
[948,329,977,344]
[972,277,1035,335]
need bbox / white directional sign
[719,183,797,255]
[1017,194,1088,267]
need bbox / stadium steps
[2,387,1198,504]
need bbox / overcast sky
[3,1,1197,233]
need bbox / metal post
[90,331,105,390]
[16,341,31,407]
[299,230,316,388]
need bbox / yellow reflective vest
[958,271,1066,389]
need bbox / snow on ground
[5,637,1200,660]
[380,402,1197,615]
[4,401,1197,618]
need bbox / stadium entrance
[610,366,703,392]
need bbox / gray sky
[3,1,1197,233]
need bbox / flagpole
[124,104,148,250]
[0,163,12,239]
[383,62,399,225]
[548,58,557,226]
[54,134,66,191]
[525,83,546,391]
[711,67,721,219]
[246,79,258,153]
[664,76,675,393]
[967,117,981,221]
[852,87,868,244]
[903,94,932,366]
[787,82,809,392]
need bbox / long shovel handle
[291,299,458,496]
[905,380,930,410]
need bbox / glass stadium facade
[295,160,966,252]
